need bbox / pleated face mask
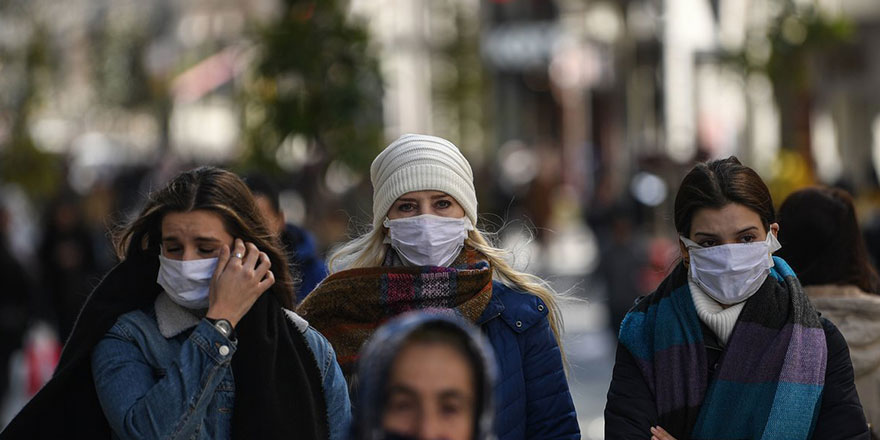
[156,254,218,309]
[383,215,474,267]
[680,231,782,305]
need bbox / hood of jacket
[806,284,880,376]
[350,310,497,440]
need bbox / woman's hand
[650,426,677,440]
[206,238,274,327]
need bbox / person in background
[37,193,99,342]
[351,311,496,440]
[298,134,579,440]
[0,202,32,412]
[598,210,648,336]
[605,157,868,439]
[2,167,350,439]
[245,174,329,303]
[777,186,880,439]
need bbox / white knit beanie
[371,134,478,229]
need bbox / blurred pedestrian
[297,134,579,440]
[0,202,32,411]
[351,311,496,440]
[2,167,350,439]
[605,157,869,439]
[598,211,647,335]
[37,193,99,341]
[777,186,880,438]
[244,174,329,303]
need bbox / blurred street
[563,299,615,439]
[3,0,880,437]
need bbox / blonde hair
[327,224,566,357]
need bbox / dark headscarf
[350,311,497,440]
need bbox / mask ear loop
[679,236,698,269]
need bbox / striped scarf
[296,247,493,379]
[619,257,827,439]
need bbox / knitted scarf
[297,247,493,378]
[619,257,827,439]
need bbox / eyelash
[165,247,216,254]
[396,200,453,211]
[441,404,462,415]
[698,235,757,247]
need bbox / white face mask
[680,231,782,305]
[156,254,218,309]
[383,214,474,267]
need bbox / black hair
[674,156,775,237]
[243,174,281,214]
[777,186,880,295]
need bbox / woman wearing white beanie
[297,134,580,440]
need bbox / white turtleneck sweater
[688,276,745,346]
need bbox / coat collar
[154,291,311,338]
[154,292,205,338]
[477,281,549,333]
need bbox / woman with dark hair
[778,186,880,438]
[351,311,496,440]
[1,167,350,439]
[604,157,868,439]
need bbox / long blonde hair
[327,224,566,355]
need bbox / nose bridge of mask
[680,231,780,256]
[159,255,218,280]
[386,215,472,239]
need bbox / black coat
[605,316,870,439]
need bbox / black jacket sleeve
[605,341,657,439]
[812,318,871,439]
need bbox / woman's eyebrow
[736,226,758,234]
[692,232,719,238]
[194,237,222,243]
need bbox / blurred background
[3,0,880,437]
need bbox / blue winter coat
[281,223,329,303]
[478,281,580,439]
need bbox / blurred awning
[170,46,251,104]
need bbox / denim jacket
[91,294,351,440]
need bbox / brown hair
[777,186,880,295]
[113,166,295,309]
[674,156,775,237]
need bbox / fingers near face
[258,269,275,290]
[232,238,246,262]
[243,242,260,268]
[255,252,271,279]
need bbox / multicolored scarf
[296,247,493,378]
[619,257,827,439]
